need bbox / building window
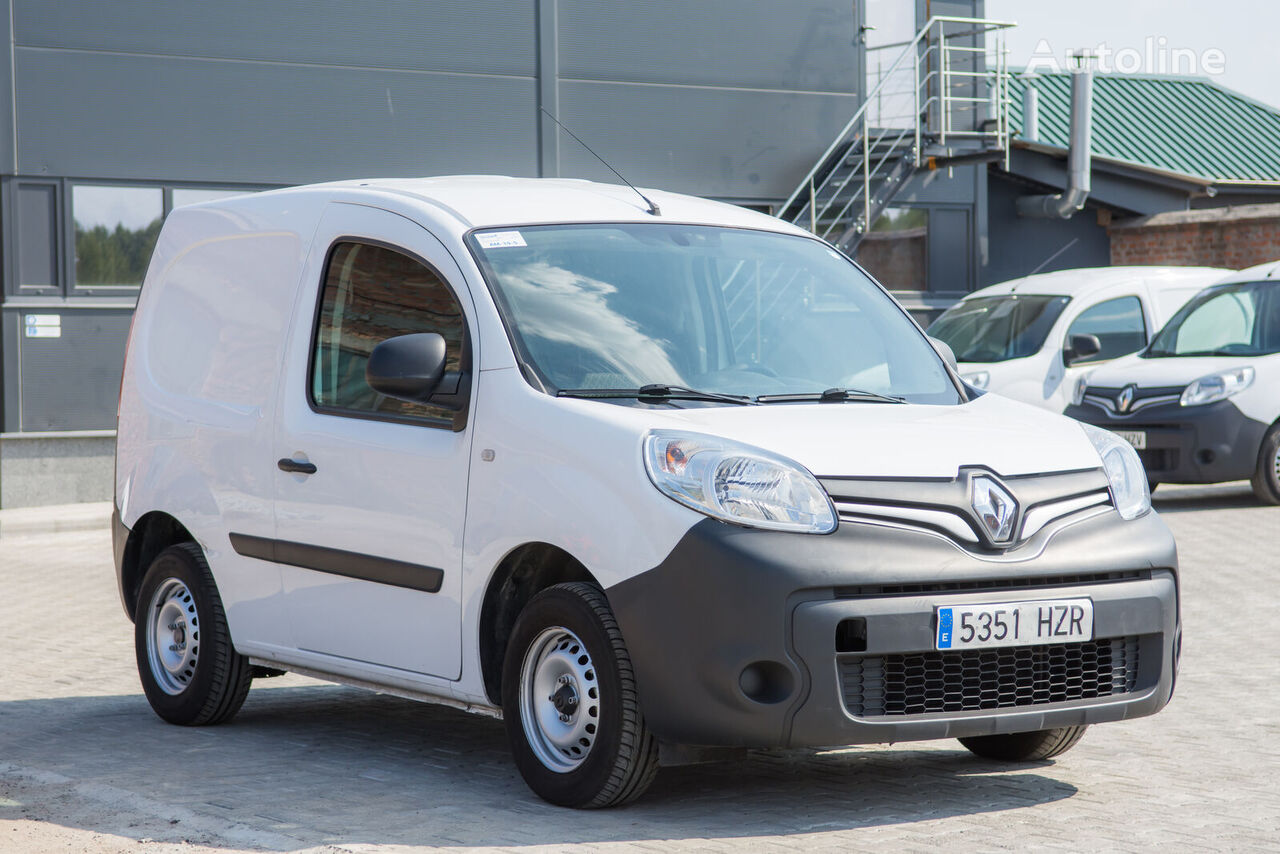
[856,206,927,291]
[72,185,164,290]
[311,242,467,426]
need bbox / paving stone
[0,482,1277,851]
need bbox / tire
[958,725,1088,761]
[501,582,659,808]
[134,543,253,726]
[1250,423,1280,505]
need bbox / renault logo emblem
[971,475,1018,544]
[1116,384,1137,414]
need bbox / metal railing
[778,16,1014,246]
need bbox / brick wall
[1109,203,1280,269]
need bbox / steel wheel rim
[145,578,200,695]
[1273,444,1280,484]
[518,626,600,773]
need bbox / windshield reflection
[471,224,961,406]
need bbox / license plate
[1113,430,1146,450]
[936,598,1093,651]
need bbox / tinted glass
[311,242,466,424]
[73,185,164,289]
[1067,296,1147,362]
[1147,281,1280,357]
[927,295,1070,363]
[471,224,960,405]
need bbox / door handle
[277,458,317,475]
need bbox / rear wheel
[959,725,1088,761]
[1250,424,1280,505]
[501,582,658,808]
[135,543,252,725]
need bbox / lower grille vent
[835,570,1148,598]
[840,636,1141,717]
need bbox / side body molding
[229,533,444,593]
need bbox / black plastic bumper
[606,511,1179,749]
[1065,398,1266,484]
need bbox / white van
[1067,261,1280,502]
[114,177,1179,808]
[927,267,1226,411]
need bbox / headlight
[961,370,990,390]
[1081,423,1150,520]
[643,431,837,533]
[1180,367,1254,407]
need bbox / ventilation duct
[1017,63,1094,219]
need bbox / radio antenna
[540,107,661,216]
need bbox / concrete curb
[0,501,112,538]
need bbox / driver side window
[310,241,466,426]
[1067,296,1146,362]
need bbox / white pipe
[1023,84,1039,141]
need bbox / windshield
[468,224,962,405]
[927,295,1069,363]
[1145,281,1280,358]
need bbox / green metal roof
[1009,72,1280,184]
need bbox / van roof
[1213,259,1280,284]
[961,265,1230,301]
[229,175,806,237]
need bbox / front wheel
[501,583,659,808]
[135,543,252,725]
[958,725,1088,761]
[1250,424,1280,505]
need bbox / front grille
[835,570,1148,599]
[840,636,1141,717]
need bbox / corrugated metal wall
[1,0,862,199]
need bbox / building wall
[1109,204,1280,270]
[1,0,862,198]
[983,172,1113,286]
[0,0,875,506]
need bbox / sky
[985,0,1280,108]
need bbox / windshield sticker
[477,231,527,249]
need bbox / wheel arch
[478,542,600,706]
[120,511,197,623]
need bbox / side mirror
[366,333,447,403]
[928,336,958,370]
[1064,333,1102,366]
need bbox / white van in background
[927,267,1227,412]
[1067,261,1280,502]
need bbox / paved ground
[1,483,1277,852]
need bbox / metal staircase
[778,16,1015,252]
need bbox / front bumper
[1065,398,1266,484]
[606,510,1179,749]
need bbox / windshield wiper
[755,387,906,405]
[556,384,757,405]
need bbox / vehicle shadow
[0,683,1076,849]
[1151,481,1264,513]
